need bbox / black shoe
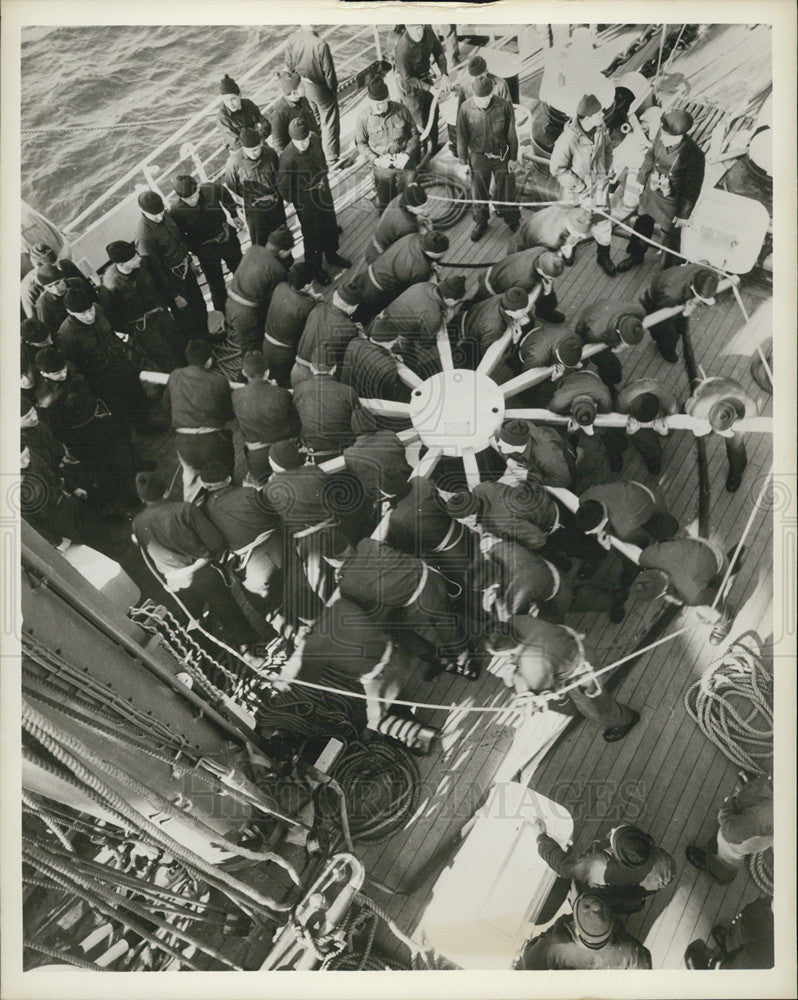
[597,249,617,277]
[609,602,626,624]
[711,926,730,952]
[315,269,332,286]
[603,709,639,743]
[561,252,575,267]
[684,940,715,970]
[616,255,644,274]
[578,561,600,581]
[685,845,709,871]
[608,451,624,474]
[470,221,488,242]
[725,471,743,493]
[658,346,679,363]
[506,217,520,233]
[645,458,662,476]
[326,253,352,269]
[538,309,566,324]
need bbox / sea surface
[21,25,292,231]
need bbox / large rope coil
[684,631,773,775]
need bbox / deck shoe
[602,708,639,743]
[561,251,575,267]
[608,450,624,474]
[470,221,488,242]
[615,255,644,273]
[711,926,730,952]
[725,470,743,492]
[658,346,679,363]
[326,252,352,269]
[684,940,715,969]
[506,217,520,233]
[684,845,709,871]
[538,309,566,324]
[596,246,617,277]
[314,269,332,286]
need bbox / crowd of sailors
[19,24,772,970]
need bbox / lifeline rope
[22,114,217,137]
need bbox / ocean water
[21,25,291,231]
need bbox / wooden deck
[138,183,773,969]
[133,31,773,969]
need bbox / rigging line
[426,194,568,208]
[21,114,218,137]
[660,24,688,77]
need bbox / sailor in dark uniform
[363,183,431,264]
[460,286,533,373]
[216,73,267,151]
[231,350,301,486]
[354,230,449,323]
[262,262,322,387]
[100,240,185,373]
[225,227,294,358]
[170,175,242,312]
[163,339,234,501]
[269,70,320,156]
[606,378,679,475]
[276,118,351,285]
[393,24,450,151]
[285,26,341,166]
[35,264,96,334]
[355,75,420,213]
[575,299,647,397]
[136,190,208,337]
[56,288,155,433]
[223,126,286,248]
[476,248,566,324]
[291,282,360,388]
[293,354,362,461]
[339,325,411,403]
[617,108,706,271]
[640,263,718,363]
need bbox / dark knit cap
[288,117,310,140]
[499,419,530,447]
[336,281,361,307]
[573,893,613,949]
[64,287,94,313]
[571,396,597,426]
[501,286,529,312]
[555,335,583,368]
[609,825,654,867]
[422,231,449,256]
[242,350,268,377]
[403,183,428,208]
[219,73,240,95]
[279,70,301,94]
[661,108,693,135]
[618,315,644,345]
[35,346,66,374]
[30,243,57,265]
[268,225,295,250]
[199,462,232,486]
[468,55,487,77]
[473,76,493,98]
[21,318,52,345]
[575,499,606,532]
[106,240,137,263]
[444,491,482,519]
[185,339,212,365]
[693,269,719,299]
[537,251,565,278]
[577,93,602,118]
[174,174,198,197]
[269,439,303,470]
[36,264,64,286]
[440,275,466,300]
[136,472,166,502]
[239,127,262,149]
[287,261,314,288]
[138,190,164,213]
[628,392,660,423]
[21,392,35,417]
[367,76,389,101]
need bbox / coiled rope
[747,849,773,895]
[683,633,773,774]
[318,738,420,845]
